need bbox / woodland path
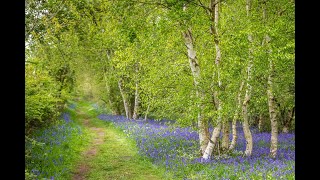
[70,101,165,180]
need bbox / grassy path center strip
[71,101,167,180]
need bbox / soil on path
[71,113,106,180]
[70,104,166,180]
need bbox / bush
[25,65,64,134]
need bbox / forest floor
[70,101,167,180]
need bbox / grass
[98,112,295,179]
[26,99,170,179]
[73,100,171,180]
[25,100,94,179]
[26,98,294,179]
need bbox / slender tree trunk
[282,124,289,133]
[262,1,278,158]
[258,114,263,132]
[132,81,139,120]
[144,103,150,121]
[221,120,230,150]
[183,4,209,155]
[202,116,222,159]
[282,107,294,133]
[265,34,278,158]
[132,63,140,120]
[242,95,253,156]
[118,79,132,119]
[241,0,254,157]
[202,0,223,160]
[229,81,244,150]
[267,54,278,158]
[242,40,253,156]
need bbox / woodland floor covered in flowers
[98,114,295,179]
[25,102,295,179]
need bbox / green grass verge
[72,99,172,180]
[25,100,94,179]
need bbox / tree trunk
[118,79,132,119]
[258,114,263,132]
[132,82,140,120]
[144,103,150,121]
[267,56,278,158]
[183,4,210,155]
[242,43,253,156]
[240,0,254,157]
[202,0,223,160]
[282,107,294,133]
[262,1,278,158]
[202,122,222,159]
[198,111,210,155]
[229,81,244,150]
[221,120,230,150]
[242,96,253,156]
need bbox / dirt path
[70,103,167,180]
[71,115,106,179]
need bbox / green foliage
[25,63,62,132]
[26,0,295,131]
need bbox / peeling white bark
[133,81,139,120]
[229,81,244,150]
[221,121,230,150]
[118,79,132,119]
[183,5,209,155]
[202,118,222,159]
[202,0,223,160]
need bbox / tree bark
[242,42,253,156]
[229,81,244,150]
[242,95,253,156]
[282,107,294,133]
[202,121,222,159]
[144,103,150,121]
[202,0,223,160]
[258,114,263,132]
[221,120,230,150]
[262,1,278,158]
[132,81,140,120]
[267,54,278,158]
[183,4,210,155]
[241,0,253,157]
[118,79,132,119]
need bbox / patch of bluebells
[61,112,73,123]
[98,114,295,179]
[26,112,82,179]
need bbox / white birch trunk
[267,56,278,158]
[240,0,254,157]
[242,95,253,156]
[132,81,139,120]
[202,0,223,159]
[221,121,230,150]
[133,63,140,120]
[118,79,132,119]
[242,41,253,156]
[258,114,263,132]
[262,2,278,158]
[144,103,150,121]
[229,81,244,150]
[183,4,209,155]
[202,113,222,159]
